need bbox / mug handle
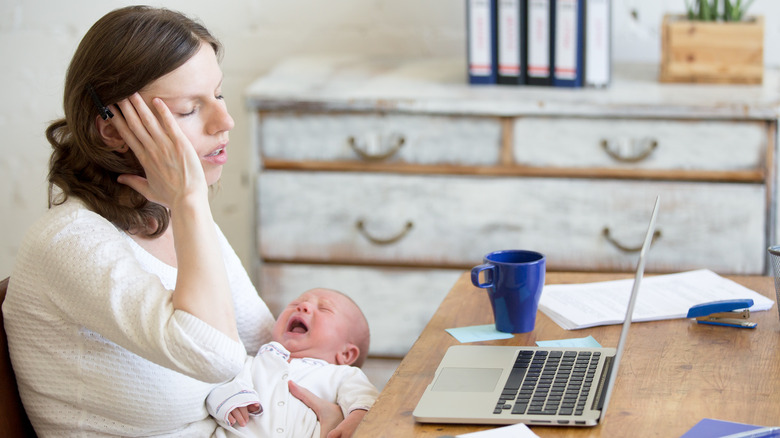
[471,264,496,288]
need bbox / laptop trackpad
[432,367,502,392]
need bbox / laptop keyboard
[494,350,601,417]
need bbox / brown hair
[46,6,222,236]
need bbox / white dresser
[246,56,780,363]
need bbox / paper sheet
[536,335,602,348]
[456,422,540,438]
[539,269,775,330]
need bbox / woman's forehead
[141,42,222,98]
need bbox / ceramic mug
[470,250,546,333]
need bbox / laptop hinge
[593,355,615,411]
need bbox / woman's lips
[203,144,228,165]
[205,147,223,157]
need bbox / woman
[3,6,343,437]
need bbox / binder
[526,0,554,86]
[584,0,611,87]
[553,0,585,87]
[496,0,527,85]
[680,418,770,438]
[467,0,498,84]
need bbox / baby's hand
[227,403,261,427]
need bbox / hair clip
[86,84,114,120]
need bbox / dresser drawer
[513,118,767,172]
[259,113,502,165]
[258,171,766,274]
[257,263,460,357]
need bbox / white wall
[2,0,779,276]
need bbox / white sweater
[3,198,275,437]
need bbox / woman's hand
[288,380,344,438]
[326,409,366,438]
[109,93,208,209]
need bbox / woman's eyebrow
[155,76,225,101]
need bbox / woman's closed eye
[179,107,197,117]
[177,95,224,117]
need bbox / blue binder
[552,0,584,87]
[467,0,498,84]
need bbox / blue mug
[471,250,546,333]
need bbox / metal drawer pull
[600,137,658,163]
[347,134,406,161]
[356,219,413,245]
[603,227,661,252]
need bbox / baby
[207,288,378,437]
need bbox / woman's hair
[46,6,222,236]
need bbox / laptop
[413,196,660,427]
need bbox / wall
[1,0,779,276]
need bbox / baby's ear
[335,343,359,366]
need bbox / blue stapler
[686,299,756,328]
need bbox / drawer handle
[600,137,658,163]
[355,219,413,245]
[347,134,405,161]
[602,227,662,253]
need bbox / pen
[722,427,780,438]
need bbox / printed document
[539,269,775,330]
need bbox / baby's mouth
[287,316,308,334]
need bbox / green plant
[684,0,756,21]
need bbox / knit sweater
[3,198,275,437]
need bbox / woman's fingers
[151,96,185,141]
[107,102,143,157]
[124,93,168,151]
[149,96,205,176]
[289,380,344,436]
[115,173,149,197]
[109,101,154,199]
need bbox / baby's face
[272,288,360,365]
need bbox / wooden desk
[355,272,780,437]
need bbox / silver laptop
[413,196,660,427]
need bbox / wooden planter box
[659,14,764,84]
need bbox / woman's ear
[335,343,360,366]
[95,115,128,152]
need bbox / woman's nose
[207,101,234,134]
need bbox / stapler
[686,299,757,329]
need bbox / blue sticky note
[536,335,602,348]
[445,324,514,343]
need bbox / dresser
[246,55,780,365]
